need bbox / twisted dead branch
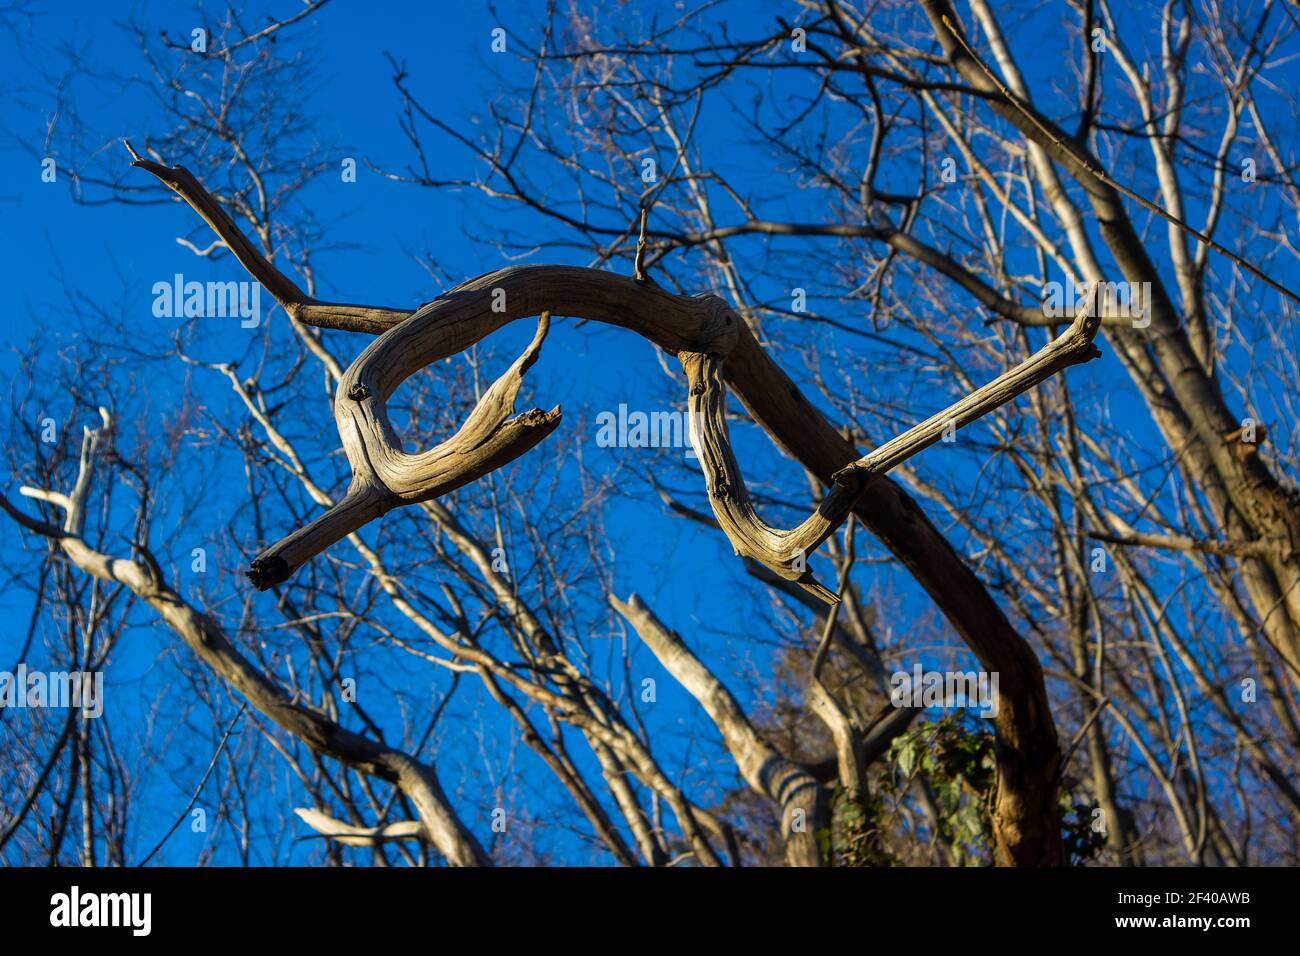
[124,145,1103,865]
[248,312,562,588]
[679,296,1100,601]
[126,141,1086,601]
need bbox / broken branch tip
[246,555,290,591]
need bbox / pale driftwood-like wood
[247,313,561,589]
[293,807,425,847]
[254,286,1096,597]
[679,295,1101,603]
[679,351,851,603]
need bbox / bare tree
[4,0,1297,868]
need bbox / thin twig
[136,702,247,866]
[633,206,649,281]
[1061,696,1111,771]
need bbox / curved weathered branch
[680,296,1101,604]
[129,148,1077,864]
[679,351,851,603]
[248,313,561,589]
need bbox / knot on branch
[689,295,741,356]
